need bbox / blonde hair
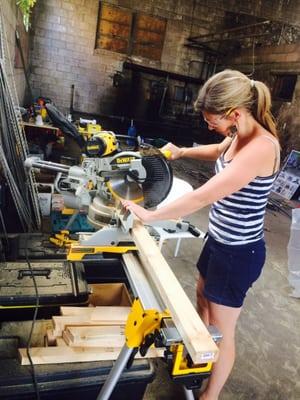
[194,69,278,138]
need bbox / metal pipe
[96,345,134,400]
[188,20,271,41]
[25,158,70,173]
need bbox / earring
[229,125,237,139]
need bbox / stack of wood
[18,306,164,365]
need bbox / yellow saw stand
[95,251,221,400]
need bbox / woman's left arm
[122,138,273,222]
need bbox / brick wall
[1,0,27,105]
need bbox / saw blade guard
[106,149,173,208]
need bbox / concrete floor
[144,159,300,400]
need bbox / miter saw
[25,110,201,259]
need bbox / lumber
[90,307,130,322]
[126,221,219,364]
[52,312,128,337]
[64,326,125,347]
[60,306,130,322]
[56,337,68,347]
[60,306,96,316]
[45,329,56,346]
[19,346,164,365]
[52,315,101,337]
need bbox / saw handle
[187,224,201,237]
[160,149,172,159]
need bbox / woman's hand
[121,200,154,223]
[161,142,183,160]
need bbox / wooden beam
[19,346,163,365]
[126,221,219,364]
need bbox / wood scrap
[52,315,98,337]
[52,306,129,337]
[19,346,164,365]
[45,329,57,347]
[63,326,125,348]
[56,337,68,347]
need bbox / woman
[122,69,280,400]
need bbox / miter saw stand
[89,230,221,400]
[63,208,221,400]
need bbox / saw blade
[106,177,144,203]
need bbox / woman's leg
[199,302,242,400]
[196,275,210,325]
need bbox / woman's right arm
[162,137,232,161]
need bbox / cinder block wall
[29,0,225,115]
[1,0,27,105]
[29,0,300,152]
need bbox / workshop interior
[0,1,300,400]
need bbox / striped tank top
[208,140,278,245]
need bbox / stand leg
[96,344,134,400]
[183,386,195,400]
[174,238,182,257]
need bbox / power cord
[25,238,41,400]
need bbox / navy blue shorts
[197,235,266,308]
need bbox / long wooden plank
[19,346,164,365]
[126,221,219,364]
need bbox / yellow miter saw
[25,105,200,258]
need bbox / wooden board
[60,306,130,319]
[60,306,96,316]
[126,221,219,364]
[19,346,163,365]
[90,307,130,322]
[52,316,101,337]
[64,326,125,348]
[56,337,68,347]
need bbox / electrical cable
[25,236,41,400]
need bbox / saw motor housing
[53,131,172,228]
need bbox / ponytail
[195,69,278,139]
[253,81,278,139]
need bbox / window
[174,86,185,102]
[96,3,166,61]
[95,3,132,54]
[273,74,297,101]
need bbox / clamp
[49,230,78,248]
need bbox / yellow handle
[161,149,172,160]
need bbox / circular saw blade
[106,177,144,203]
